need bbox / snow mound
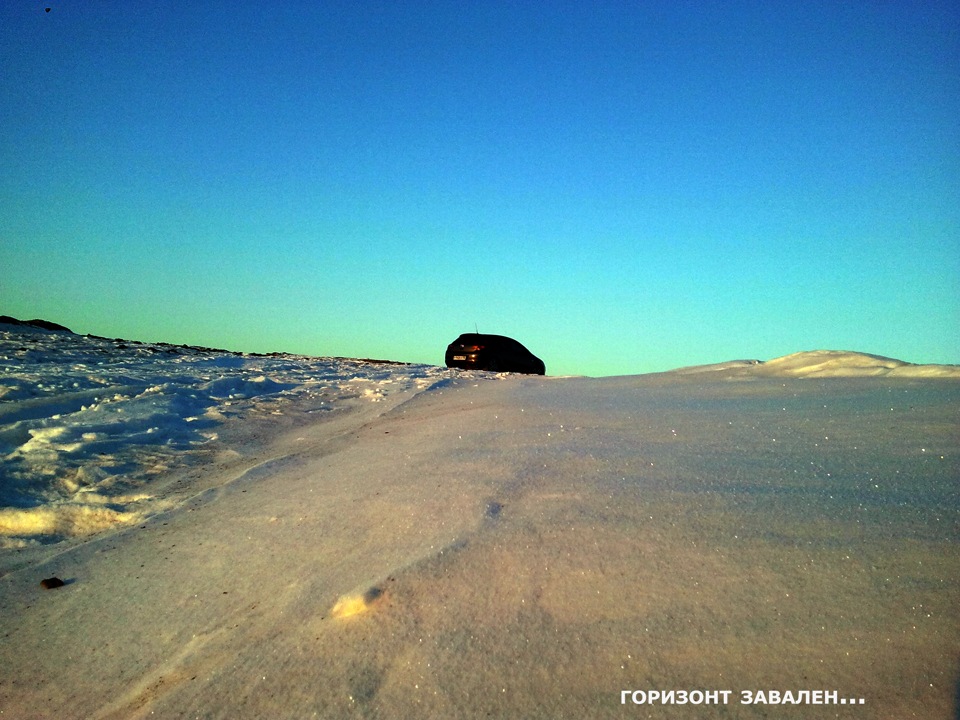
[757,350,960,378]
[672,350,960,379]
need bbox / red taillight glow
[463,345,484,352]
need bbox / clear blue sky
[2,1,958,376]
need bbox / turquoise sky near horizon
[2,1,958,376]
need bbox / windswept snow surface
[0,325,474,546]
[1,328,958,718]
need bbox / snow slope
[0,323,483,545]
[1,324,958,718]
[3,324,957,547]
[0,362,957,719]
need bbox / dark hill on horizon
[0,315,73,333]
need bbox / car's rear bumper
[445,353,482,369]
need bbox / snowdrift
[1,323,958,718]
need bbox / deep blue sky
[2,1,958,375]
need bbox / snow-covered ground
[1,323,958,718]
[0,324,482,546]
[3,325,957,549]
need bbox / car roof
[454,333,530,352]
[454,333,524,344]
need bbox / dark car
[445,333,545,375]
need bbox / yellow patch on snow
[330,586,384,619]
[0,504,145,538]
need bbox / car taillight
[462,345,484,352]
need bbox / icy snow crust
[0,325,485,545]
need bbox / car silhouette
[445,333,545,375]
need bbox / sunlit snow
[0,324,485,545]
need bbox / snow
[1,324,958,718]
[670,350,960,378]
[0,324,489,546]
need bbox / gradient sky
[2,1,958,376]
